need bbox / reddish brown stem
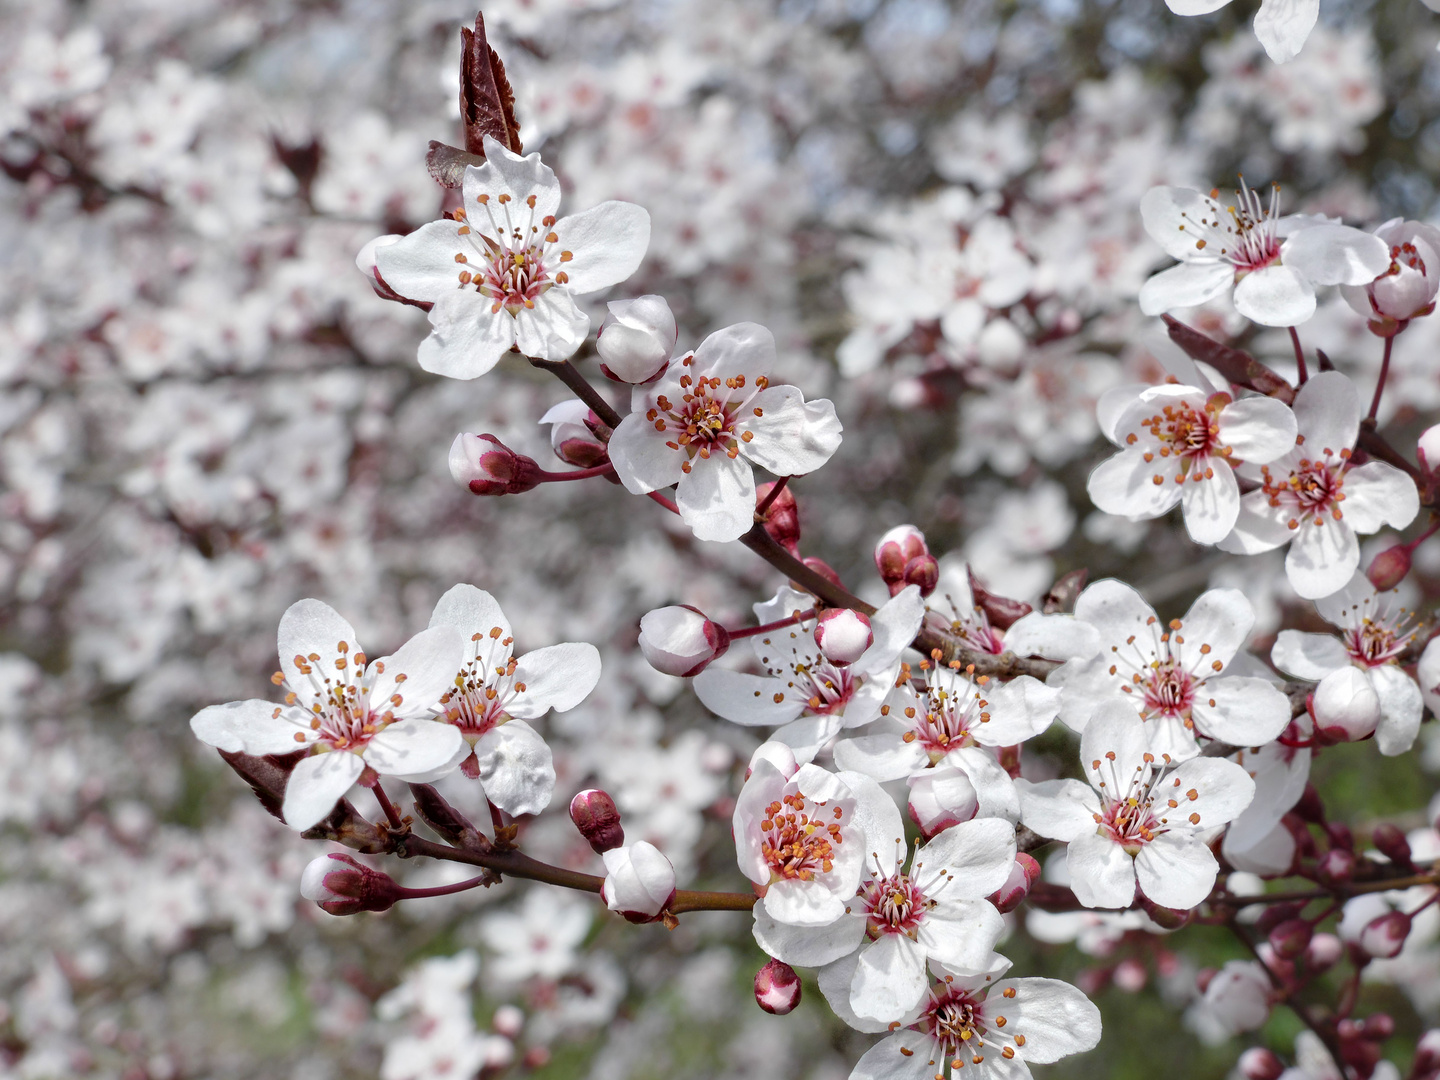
[754,475,791,516]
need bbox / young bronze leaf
[459,11,522,156]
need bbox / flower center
[1176,180,1283,275]
[450,195,573,317]
[888,658,991,760]
[756,623,860,716]
[285,641,398,752]
[645,358,770,473]
[1088,748,1199,855]
[858,871,927,936]
[1387,241,1427,278]
[760,792,846,882]
[437,626,521,742]
[1141,660,1196,718]
[1259,447,1351,530]
[1106,615,1220,731]
[1344,616,1414,668]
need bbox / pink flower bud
[601,841,677,922]
[1359,910,1411,958]
[1420,424,1440,474]
[1318,848,1356,885]
[596,295,677,383]
[1366,545,1411,591]
[754,959,802,1015]
[902,554,940,597]
[299,853,403,916]
[987,853,1040,914]
[875,525,928,587]
[638,605,730,677]
[1305,933,1344,973]
[1413,1029,1440,1080]
[747,741,799,780]
[907,765,979,838]
[448,433,544,496]
[801,557,843,587]
[1112,958,1147,993]
[491,1004,524,1038]
[1311,667,1381,743]
[1343,224,1440,332]
[539,400,609,469]
[814,608,873,665]
[756,481,800,554]
[1201,960,1272,1035]
[569,789,625,854]
[1237,1047,1286,1080]
[1268,918,1313,959]
[1364,1013,1395,1040]
[1371,823,1414,869]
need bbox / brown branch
[1161,315,1295,402]
[529,356,625,429]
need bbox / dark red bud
[569,789,624,854]
[1371,823,1414,869]
[1256,901,1307,936]
[757,482,801,555]
[969,570,1035,629]
[901,554,940,597]
[1366,545,1412,591]
[1138,894,1191,930]
[1363,1013,1395,1041]
[555,438,609,469]
[1268,918,1313,959]
[1327,821,1354,851]
[754,959,802,1015]
[1294,784,1327,825]
[1318,848,1356,885]
[801,557,844,587]
[301,853,404,916]
[1237,1048,1285,1080]
[454,434,544,496]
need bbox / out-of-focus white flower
[479,889,592,983]
[1221,372,1419,599]
[930,110,1035,190]
[1017,701,1256,909]
[1341,219,1440,334]
[600,841,676,920]
[429,585,600,816]
[1166,0,1318,62]
[189,599,465,830]
[596,295,677,383]
[1139,183,1389,326]
[1198,960,1272,1035]
[372,135,650,378]
[608,322,843,542]
[8,27,111,110]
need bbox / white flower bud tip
[1420,424,1440,474]
[1311,666,1381,743]
[596,295,678,383]
[638,605,730,677]
[753,959,801,1015]
[600,841,677,922]
[813,608,873,665]
[746,740,798,780]
[907,766,978,838]
[1359,910,1411,959]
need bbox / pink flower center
[438,626,521,741]
[1176,181,1283,274]
[645,358,770,473]
[910,984,1028,1069]
[1258,447,1351,531]
[760,791,846,882]
[284,642,397,751]
[1343,615,1415,668]
[1386,241,1427,278]
[1106,614,1222,732]
[756,623,861,716]
[858,871,927,936]
[1088,749,1200,855]
[888,659,991,760]
[450,194,572,316]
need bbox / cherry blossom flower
[754,805,1017,1023]
[1271,573,1424,756]
[1049,579,1291,760]
[1139,183,1389,327]
[1340,219,1440,335]
[607,323,843,542]
[922,557,1100,663]
[1017,701,1256,909]
[695,585,925,761]
[1088,382,1297,544]
[838,961,1102,1080]
[370,135,650,379]
[427,584,601,816]
[190,599,465,830]
[1219,372,1419,599]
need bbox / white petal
[364,718,465,779]
[832,733,929,782]
[693,669,806,726]
[1372,666,1423,756]
[607,413,686,494]
[753,908,866,968]
[553,201,650,293]
[1281,223,1391,286]
[1294,372,1361,461]
[1015,778,1100,842]
[735,386,843,476]
[691,322,775,384]
[1139,260,1236,316]
[417,290,516,380]
[1219,492,1295,555]
[1271,631,1348,680]
[1065,831,1136,909]
[1286,520,1360,600]
[1177,588,1254,671]
[763,878,848,927]
[466,141,561,222]
[1096,383,1149,444]
[914,899,1005,971]
[471,721,556,815]
[1165,0,1233,12]
[190,699,309,755]
[988,977,1103,1063]
[1217,397,1298,464]
[1180,461,1240,544]
[676,453,756,543]
[970,676,1061,746]
[1165,756,1257,827]
[948,747,1023,822]
[1139,187,1226,261]
[851,934,930,1022]
[850,1032,937,1080]
[1233,265,1316,327]
[373,218,467,302]
[855,586,926,676]
[371,626,467,721]
[1191,676,1293,746]
[1134,832,1217,909]
[1087,446,1183,521]
[842,771,909,876]
[506,643,602,717]
[1003,613,1100,662]
[1072,578,1156,646]
[1078,698,1153,778]
[282,751,364,830]
[824,954,919,1038]
[1341,462,1420,535]
[512,289,590,362]
[918,817,1017,899]
[429,584,513,664]
[278,599,359,706]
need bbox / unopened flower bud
[1305,932,1344,973]
[1364,1013,1396,1040]
[1268,918,1313,959]
[1371,823,1414,868]
[801,557,844,588]
[1326,821,1354,851]
[987,853,1040,914]
[539,400,609,469]
[638,605,730,677]
[300,853,403,916]
[907,765,979,838]
[491,1004,524,1038]
[1359,911,1411,958]
[814,608,873,665]
[756,481,800,554]
[449,433,544,496]
[1318,848,1356,885]
[875,525,929,593]
[601,841,677,922]
[1311,667,1381,743]
[1366,545,1411,591]
[596,295,677,383]
[1137,895,1191,930]
[1237,1047,1286,1080]
[747,741,799,780]
[1343,223,1440,332]
[1112,958,1147,993]
[754,959,802,1015]
[970,571,1034,629]
[1420,425,1440,474]
[570,788,625,854]
[903,554,940,597]
[1413,1029,1440,1080]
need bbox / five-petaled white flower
[1050,579,1291,761]
[1017,701,1256,910]
[833,959,1102,1080]
[370,135,650,379]
[190,599,465,830]
[607,322,844,542]
[428,584,601,817]
[1219,372,1419,600]
[1138,182,1389,327]
[1088,382,1297,545]
[695,585,925,762]
[1272,572,1424,756]
[755,801,1016,1024]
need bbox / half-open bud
[1237,1047,1285,1080]
[814,608,873,665]
[596,296,677,383]
[300,853,403,916]
[1311,667,1381,743]
[449,433,544,496]
[903,553,940,597]
[756,481,800,554]
[987,853,1040,914]
[638,605,731,677]
[1358,910,1411,959]
[907,765,979,838]
[754,959,802,1015]
[539,400,610,469]
[1366,545,1411,591]
[600,841,677,922]
[875,525,929,594]
[570,788,625,854]
[1371,823,1414,869]
[1304,932,1343,973]
[1317,847,1356,885]
[1268,918,1313,959]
